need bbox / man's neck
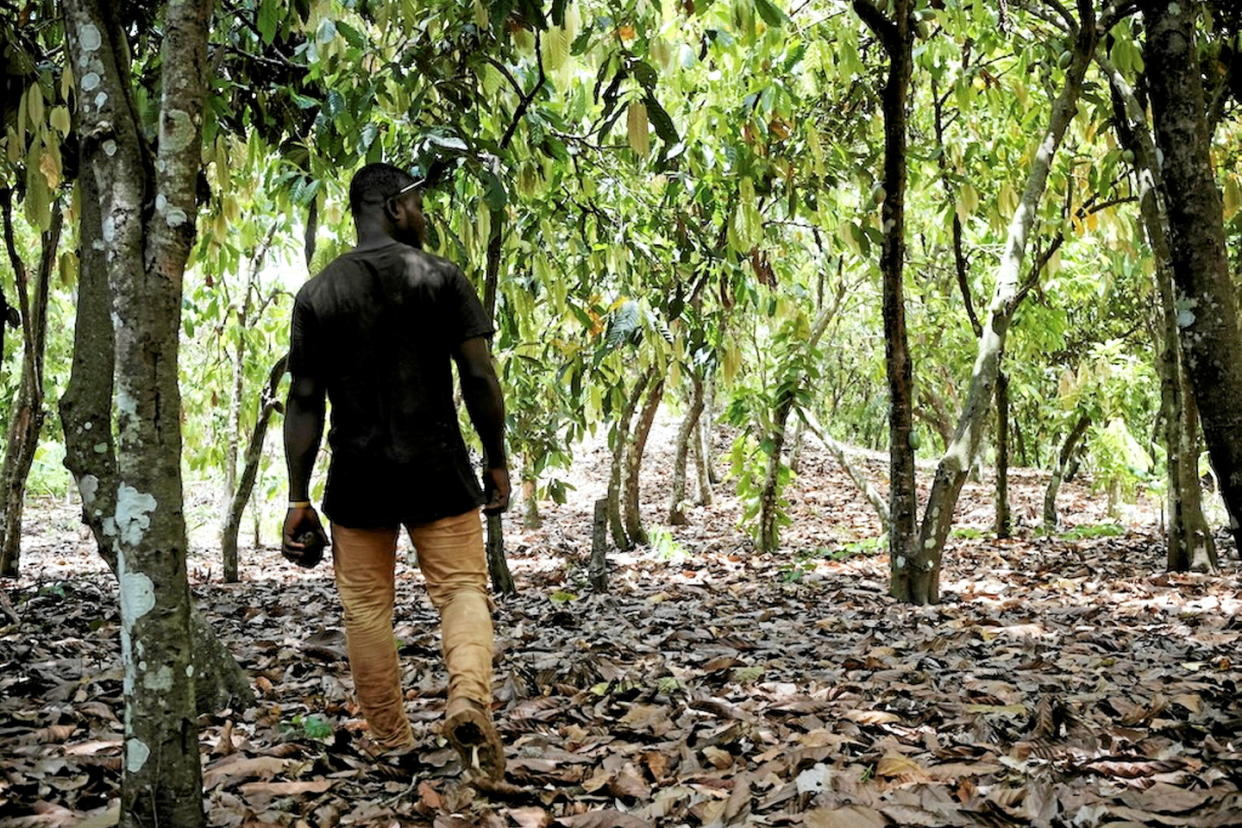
[353,216,397,251]
[353,229,396,251]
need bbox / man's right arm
[282,372,328,560]
[284,373,326,501]
[453,336,510,514]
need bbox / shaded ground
[2,423,1240,826]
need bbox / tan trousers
[331,509,494,749]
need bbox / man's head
[349,162,425,248]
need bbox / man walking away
[281,163,509,780]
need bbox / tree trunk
[222,357,287,582]
[1175,391,1217,570]
[693,396,715,505]
[758,397,794,553]
[480,206,514,594]
[701,377,720,486]
[854,0,917,599]
[623,378,665,547]
[788,419,807,474]
[1043,415,1091,530]
[609,368,651,549]
[1142,0,1242,550]
[520,477,540,529]
[1014,414,1029,467]
[912,1,1098,603]
[221,225,276,536]
[1104,56,1217,572]
[588,498,609,592]
[223,301,247,516]
[61,166,250,716]
[668,373,705,526]
[995,370,1011,539]
[66,2,214,823]
[0,195,62,576]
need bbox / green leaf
[480,169,508,211]
[631,60,658,91]
[754,0,787,28]
[257,0,280,42]
[643,94,678,145]
[336,20,367,49]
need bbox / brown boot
[443,698,505,780]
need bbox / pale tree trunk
[221,357,287,581]
[788,420,807,473]
[667,372,704,526]
[1104,56,1217,572]
[0,194,62,576]
[65,1,214,824]
[854,0,917,599]
[60,171,250,716]
[912,0,1098,603]
[520,477,540,529]
[1142,0,1242,550]
[609,368,651,549]
[995,370,1011,539]
[480,206,514,595]
[1043,414,1091,530]
[623,378,665,546]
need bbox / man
[281,162,509,779]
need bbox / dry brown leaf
[608,762,650,801]
[1134,781,1210,813]
[507,807,551,828]
[555,810,652,828]
[842,709,901,725]
[804,805,886,828]
[202,756,290,790]
[876,753,929,781]
[417,780,444,810]
[212,720,235,757]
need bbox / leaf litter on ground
[1,419,1240,826]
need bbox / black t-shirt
[288,241,494,528]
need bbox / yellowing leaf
[627,102,650,156]
[39,143,63,189]
[875,753,929,779]
[50,106,71,136]
[1223,176,1240,221]
[27,83,44,125]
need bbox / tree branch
[853,0,899,53]
[499,32,546,152]
[1039,0,1078,32]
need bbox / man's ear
[383,197,401,222]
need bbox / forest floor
[2,419,1241,827]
